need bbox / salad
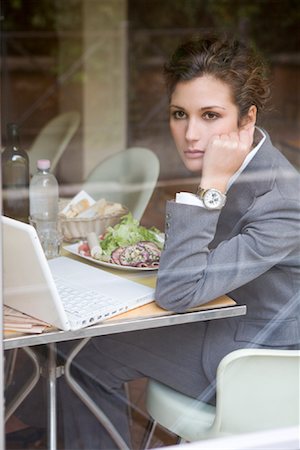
[78,213,164,268]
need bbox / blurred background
[1,0,299,228]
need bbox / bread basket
[58,198,128,242]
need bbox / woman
[154,35,300,382]
[56,35,299,450]
[12,35,300,449]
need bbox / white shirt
[176,127,266,207]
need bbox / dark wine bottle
[1,123,30,222]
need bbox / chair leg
[140,418,157,450]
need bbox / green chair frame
[143,348,300,447]
[82,147,160,222]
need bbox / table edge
[4,304,247,350]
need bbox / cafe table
[4,265,247,450]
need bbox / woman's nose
[185,118,200,142]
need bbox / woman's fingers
[202,128,255,190]
[208,128,254,157]
[239,126,255,153]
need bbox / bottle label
[29,185,59,220]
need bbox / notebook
[2,216,155,331]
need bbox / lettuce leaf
[99,213,163,258]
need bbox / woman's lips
[184,149,205,159]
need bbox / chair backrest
[82,147,160,222]
[28,111,80,175]
[212,349,300,436]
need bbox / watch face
[203,189,224,209]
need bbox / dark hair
[164,35,271,120]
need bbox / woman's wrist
[199,176,228,194]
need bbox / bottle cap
[37,159,51,170]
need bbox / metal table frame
[4,304,246,450]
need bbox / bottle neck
[7,124,21,150]
[37,168,50,175]
[10,136,20,150]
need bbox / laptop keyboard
[53,275,128,326]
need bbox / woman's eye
[203,111,219,120]
[172,110,186,120]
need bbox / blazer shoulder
[246,131,300,197]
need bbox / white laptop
[2,216,155,331]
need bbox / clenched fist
[201,126,255,193]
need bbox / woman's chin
[183,158,203,173]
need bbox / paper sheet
[4,305,51,334]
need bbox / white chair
[143,349,300,447]
[82,147,160,222]
[28,111,80,175]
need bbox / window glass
[2,1,299,220]
[2,2,299,449]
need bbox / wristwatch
[196,186,226,210]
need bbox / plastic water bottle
[30,159,59,220]
[29,159,60,258]
[1,123,30,223]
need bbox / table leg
[47,342,58,450]
[64,337,130,450]
[6,340,131,450]
[5,347,41,422]
[5,349,18,387]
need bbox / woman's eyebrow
[169,104,185,109]
[201,105,226,110]
[170,104,226,110]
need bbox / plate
[63,243,159,272]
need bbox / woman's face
[169,75,242,173]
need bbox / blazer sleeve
[155,192,300,312]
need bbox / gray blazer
[155,131,300,381]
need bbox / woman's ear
[240,105,257,130]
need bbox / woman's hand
[201,126,255,192]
